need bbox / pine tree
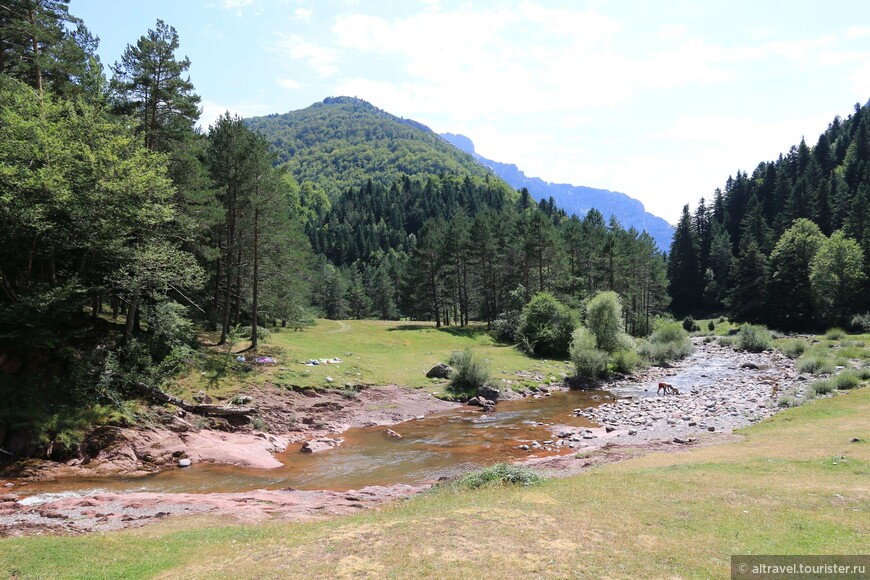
[667,205,702,315]
[110,19,200,152]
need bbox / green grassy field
[3,385,867,578]
[176,319,572,399]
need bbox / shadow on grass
[387,324,491,340]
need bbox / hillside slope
[246,97,494,199]
[441,132,674,251]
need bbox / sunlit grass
[174,319,570,399]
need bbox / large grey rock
[477,384,501,401]
[426,363,453,379]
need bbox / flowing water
[16,390,607,500]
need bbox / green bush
[454,463,546,489]
[856,367,870,380]
[611,348,642,374]
[735,324,773,352]
[586,291,625,354]
[447,349,491,396]
[570,327,607,378]
[707,320,716,332]
[491,310,520,343]
[638,321,694,365]
[718,336,735,347]
[810,379,834,395]
[682,316,699,332]
[778,339,807,359]
[850,313,870,333]
[516,293,578,357]
[796,355,835,375]
[825,327,846,340]
[777,395,798,407]
[832,370,861,390]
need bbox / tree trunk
[251,207,259,349]
[124,293,139,343]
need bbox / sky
[72,0,870,223]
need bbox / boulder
[426,363,453,379]
[477,384,501,402]
[300,438,343,453]
[385,429,403,439]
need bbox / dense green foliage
[248,97,671,333]
[672,102,870,329]
[246,97,493,200]
[569,326,607,377]
[0,8,314,453]
[516,293,578,357]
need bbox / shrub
[682,316,699,332]
[796,355,835,375]
[454,464,546,489]
[777,395,798,407]
[856,367,870,380]
[639,321,694,365]
[778,339,807,359]
[832,370,861,390]
[516,293,578,357]
[586,291,624,354]
[810,379,834,395]
[570,327,607,378]
[707,320,715,332]
[735,324,773,352]
[718,336,736,347]
[491,310,521,343]
[447,349,491,396]
[850,313,870,333]
[611,348,642,374]
[825,327,846,340]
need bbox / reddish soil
[0,484,426,536]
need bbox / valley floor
[1,386,866,577]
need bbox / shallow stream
[17,390,607,502]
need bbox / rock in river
[477,384,501,402]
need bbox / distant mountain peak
[441,133,674,251]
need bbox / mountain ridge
[441,132,674,251]
[246,97,496,200]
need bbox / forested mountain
[440,133,674,251]
[670,101,870,330]
[246,97,492,200]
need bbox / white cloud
[221,0,256,7]
[275,34,340,76]
[846,25,870,40]
[278,78,303,89]
[293,7,312,22]
[198,100,272,131]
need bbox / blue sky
[73,1,870,223]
